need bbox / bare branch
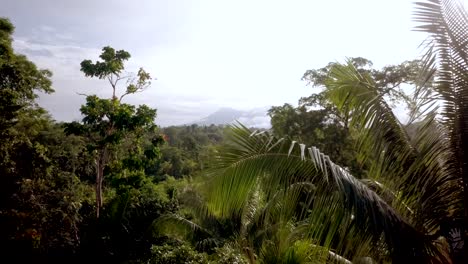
[119,92,130,102]
[76,92,90,97]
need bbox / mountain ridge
[190,106,271,128]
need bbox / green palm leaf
[414,1,468,244]
[209,124,447,262]
[325,62,462,236]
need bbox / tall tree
[0,17,89,261]
[301,57,423,124]
[0,17,53,173]
[268,58,424,175]
[0,16,53,218]
[268,103,359,174]
[66,46,158,218]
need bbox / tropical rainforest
[1,0,467,263]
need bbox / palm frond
[152,213,218,243]
[209,124,448,262]
[324,62,462,238]
[414,1,468,246]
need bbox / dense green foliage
[1,0,467,263]
[156,124,225,178]
[0,19,228,263]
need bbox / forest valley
[1,0,468,263]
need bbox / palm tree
[154,184,350,263]
[204,0,467,262]
[208,124,447,262]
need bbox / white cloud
[6,0,436,127]
[14,38,100,79]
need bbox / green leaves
[302,57,422,110]
[0,18,53,133]
[71,46,159,218]
[322,57,464,248]
[210,122,450,262]
[268,102,359,175]
[80,46,130,78]
[75,95,157,141]
[80,46,152,101]
[412,0,468,259]
[121,67,152,101]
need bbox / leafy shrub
[148,242,208,264]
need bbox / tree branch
[76,92,90,97]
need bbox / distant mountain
[195,107,244,125]
[192,107,271,128]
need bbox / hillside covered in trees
[1,0,468,263]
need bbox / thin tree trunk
[95,158,101,218]
[95,151,105,219]
[96,165,104,218]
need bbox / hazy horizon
[1,0,451,126]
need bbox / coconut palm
[204,0,467,262]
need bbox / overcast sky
[2,0,460,126]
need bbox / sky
[2,0,457,126]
